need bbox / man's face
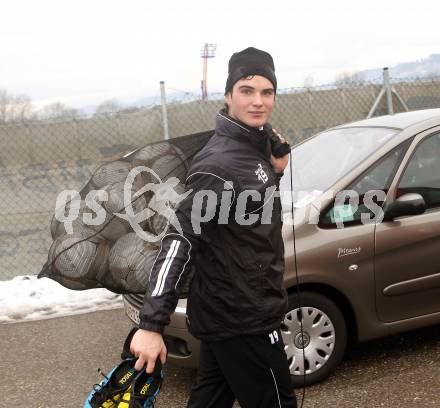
[225,75,275,128]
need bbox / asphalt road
[1,308,440,408]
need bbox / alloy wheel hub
[294,331,310,348]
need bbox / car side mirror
[383,193,426,222]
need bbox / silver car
[124,108,440,385]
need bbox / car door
[314,142,408,299]
[375,129,440,322]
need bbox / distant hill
[360,54,440,81]
[80,53,440,116]
[81,91,204,116]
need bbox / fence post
[307,89,317,132]
[160,81,169,140]
[339,88,349,122]
[367,68,388,118]
[116,113,122,144]
[73,117,81,159]
[384,67,394,115]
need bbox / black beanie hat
[225,47,277,94]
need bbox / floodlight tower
[200,43,217,101]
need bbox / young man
[131,47,297,407]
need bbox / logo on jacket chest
[255,163,268,184]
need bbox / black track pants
[187,329,297,408]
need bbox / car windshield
[280,127,399,206]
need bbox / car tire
[281,291,347,387]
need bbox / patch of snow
[0,275,123,323]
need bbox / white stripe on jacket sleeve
[152,239,180,297]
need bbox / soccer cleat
[84,358,137,408]
[117,362,164,408]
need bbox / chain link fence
[1,76,440,280]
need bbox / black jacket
[139,111,288,341]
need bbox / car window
[397,133,440,210]
[320,143,407,228]
[281,127,398,195]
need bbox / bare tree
[334,71,365,87]
[0,89,34,123]
[9,94,33,122]
[39,102,78,120]
[95,99,122,115]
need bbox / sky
[1,0,440,109]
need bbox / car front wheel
[281,291,347,387]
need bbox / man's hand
[270,128,289,174]
[130,329,167,373]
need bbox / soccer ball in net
[109,232,159,293]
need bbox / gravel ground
[1,308,439,407]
